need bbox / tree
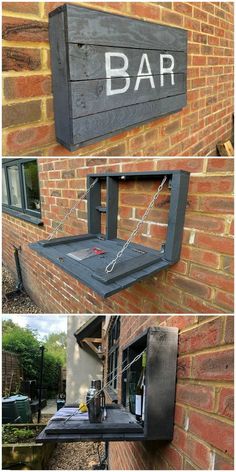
[2,321,65,397]
[3,321,41,379]
[44,332,67,366]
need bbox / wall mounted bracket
[30,170,190,298]
[36,326,178,442]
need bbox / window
[107,316,120,391]
[2,170,8,205]
[2,159,41,222]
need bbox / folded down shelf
[36,405,145,443]
[30,234,170,298]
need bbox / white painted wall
[66,316,103,404]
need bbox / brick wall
[106,315,234,470]
[2,157,234,314]
[2,350,23,395]
[2,1,234,157]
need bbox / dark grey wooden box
[36,327,178,443]
[49,4,187,151]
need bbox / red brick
[166,273,212,300]
[174,3,192,16]
[218,387,234,420]
[161,445,183,469]
[176,383,214,411]
[4,75,51,100]
[130,3,161,21]
[185,213,225,233]
[5,124,55,155]
[173,426,212,469]
[179,317,223,354]
[214,453,234,470]
[189,176,233,194]
[189,265,234,293]
[221,255,234,275]
[3,2,40,14]
[3,100,41,128]
[214,290,234,312]
[199,196,234,214]
[174,404,186,428]
[182,294,223,314]
[3,47,41,72]
[2,16,48,42]
[161,9,183,27]
[181,246,220,269]
[193,7,208,22]
[189,411,234,456]
[192,349,234,381]
[177,356,191,379]
[207,158,234,172]
[195,233,233,256]
[224,316,234,344]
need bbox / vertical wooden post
[87,176,101,235]
[164,171,190,263]
[106,177,119,239]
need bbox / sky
[2,315,67,340]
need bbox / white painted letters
[105,52,130,96]
[160,54,175,87]
[134,53,155,91]
[105,52,176,96]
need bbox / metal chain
[47,178,99,241]
[63,348,146,423]
[105,175,167,273]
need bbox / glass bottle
[135,351,147,423]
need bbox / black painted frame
[36,326,178,442]
[30,170,189,298]
[2,158,41,220]
[87,170,190,265]
[49,3,187,151]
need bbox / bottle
[135,351,147,423]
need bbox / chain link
[47,178,99,241]
[105,175,167,273]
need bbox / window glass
[8,166,22,207]
[2,170,8,204]
[23,161,40,212]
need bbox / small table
[36,404,144,443]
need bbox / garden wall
[2,1,234,156]
[106,315,234,470]
[2,157,234,314]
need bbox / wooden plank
[71,73,186,118]
[68,44,187,80]
[144,328,178,439]
[72,94,186,145]
[87,176,101,234]
[38,234,94,248]
[65,4,187,51]
[217,140,234,156]
[49,10,72,146]
[92,253,162,284]
[164,172,190,263]
[45,409,142,434]
[106,177,118,239]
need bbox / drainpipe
[93,441,109,470]
[13,245,23,291]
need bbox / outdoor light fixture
[30,171,190,298]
